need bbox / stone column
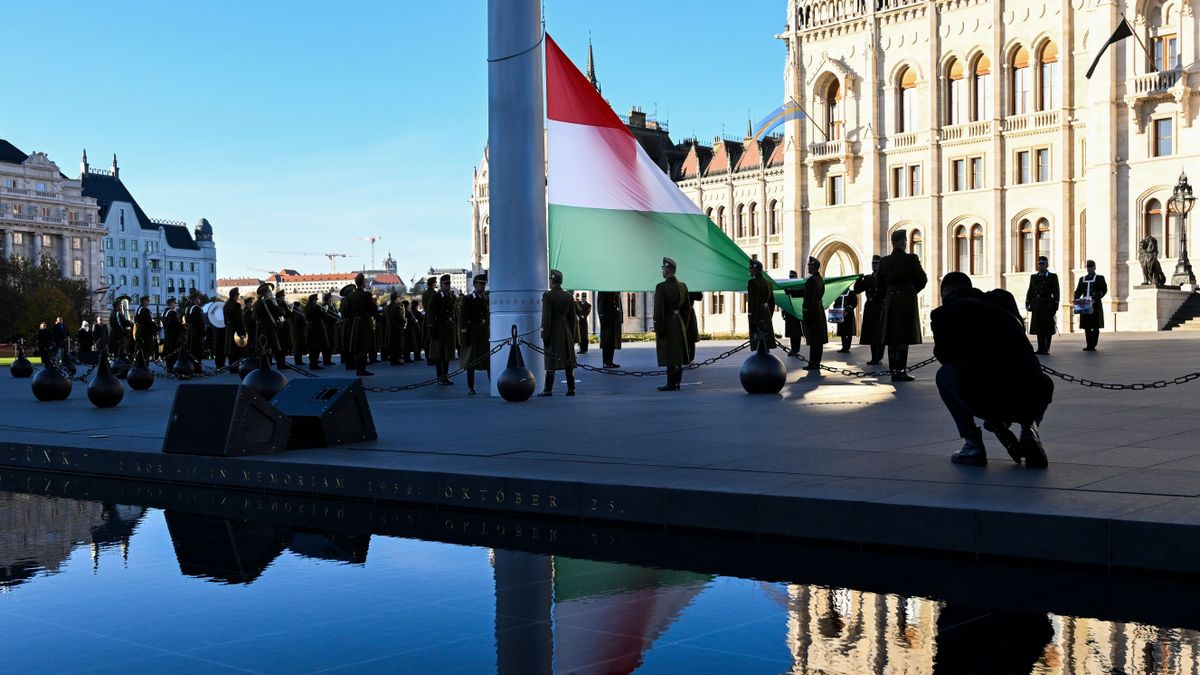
[60,234,71,278]
[31,231,42,261]
[487,0,547,395]
[1086,0,1121,321]
[2,229,11,259]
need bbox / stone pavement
[3,332,1200,573]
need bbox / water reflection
[2,473,1200,674]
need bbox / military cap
[275,288,286,297]
[473,274,487,284]
[257,282,273,296]
[872,254,883,263]
[390,290,399,300]
[339,283,355,297]
[1086,259,1096,267]
[1038,255,1048,263]
[439,274,451,283]
[229,287,240,297]
[891,229,907,243]
[355,272,366,285]
[165,297,176,305]
[788,270,798,279]
[114,295,131,306]
[749,259,762,270]
[549,269,564,283]
[807,256,821,268]
[662,257,677,270]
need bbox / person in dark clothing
[802,257,827,370]
[51,317,69,362]
[596,291,622,368]
[185,296,206,366]
[458,275,489,394]
[223,288,248,372]
[133,296,156,361]
[932,272,1052,468]
[36,322,52,362]
[92,316,109,356]
[162,298,185,371]
[403,300,421,363]
[1074,259,1108,351]
[783,270,804,358]
[1026,255,1060,355]
[576,292,591,354]
[832,285,858,354]
[853,255,885,365]
[747,260,776,349]
[303,294,327,370]
[384,292,407,366]
[878,229,927,382]
[653,258,690,392]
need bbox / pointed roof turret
[81,148,89,175]
[586,35,601,94]
[111,153,119,179]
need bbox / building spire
[586,34,601,94]
[111,153,119,179]
[81,148,89,175]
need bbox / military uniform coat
[1073,274,1108,330]
[109,306,132,356]
[384,301,407,354]
[243,304,258,351]
[596,291,623,352]
[163,307,185,358]
[878,251,928,345]
[134,306,157,358]
[541,288,577,369]
[1025,272,1060,336]
[289,305,308,356]
[458,292,489,369]
[275,302,293,355]
[304,302,329,352]
[345,289,378,355]
[833,287,858,338]
[576,298,591,348]
[185,304,206,358]
[747,275,776,345]
[223,298,247,354]
[405,307,422,355]
[686,291,702,362]
[802,273,828,346]
[426,291,458,361]
[653,278,691,367]
[253,297,284,355]
[421,288,436,349]
[853,274,884,345]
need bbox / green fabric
[553,558,710,601]
[548,203,859,319]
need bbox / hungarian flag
[544,33,857,316]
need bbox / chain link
[520,339,751,377]
[1039,364,1200,390]
[363,340,507,393]
[773,341,938,378]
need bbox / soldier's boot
[837,336,851,353]
[566,369,576,396]
[951,428,987,466]
[276,354,288,370]
[467,370,477,395]
[539,370,555,396]
[805,346,822,370]
[891,346,915,382]
[1018,423,1049,469]
[309,353,324,370]
[867,343,884,365]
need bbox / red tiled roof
[217,277,262,286]
[735,139,763,172]
[372,274,403,284]
[278,273,357,282]
[766,138,785,167]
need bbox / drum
[1073,297,1094,315]
[204,301,225,328]
[827,307,846,323]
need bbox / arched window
[1011,47,1031,114]
[1038,41,1059,111]
[481,225,489,255]
[1036,218,1051,264]
[909,229,924,260]
[972,55,991,121]
[717,206,726,234]
[955,226,969,273]
[946,59,965,125]
[826,79,844,140]
[768,200,780,235]
[626,293,637,318]
[970,225,984,275]
[119,275,127,286]
[1145,198,1170,256]
[1019,219,1035,272]
[736,204,746,238]
[748,203,758,237]
[898,67,918,133]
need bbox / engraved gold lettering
[478,489,488,502]
[549,495,558,508]
[495,489,504,503]
[461,487,471,500]
[444,486,454,498]
[514,492,523,505]
[531,494,539,507]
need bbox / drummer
[1073,259,1107,352]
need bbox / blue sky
[3,1,786,282]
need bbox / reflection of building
[0,493,145,590]
[787,585,937,673]
[82,153,218,308]
[0,140,104,311]
[474,1,1200,334]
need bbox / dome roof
[195,218,213,234]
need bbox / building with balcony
[474,1,1200,335]
[81,153,218,311]
[0,140,104,310]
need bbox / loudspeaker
[270,378,377,449]
[162,384,291,456]
[164,512,288,584]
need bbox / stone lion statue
[1138,235,1167,287]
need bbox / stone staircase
[1164,294,1200,330]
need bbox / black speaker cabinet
[162,384,291,456]
[164,511,289,584]
[271,378,377,449]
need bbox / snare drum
[828,307,846,323]
[1072,297,1094,315]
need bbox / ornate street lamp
[1168,170,1197,290]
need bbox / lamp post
[1169,170,1197,291]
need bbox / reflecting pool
[2,470,1199,674]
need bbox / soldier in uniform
[853,256,885,365]
[540,269,578,396]
[653,257,691,392]
[832,280,859,354]
[384,291,407,366]
[576,292,592,354]
[109,296,132,359]
[421,276,437,366]
[320,292,338,365]
[185,295,206,367]
[274,290,293,363]
[878,229,928,382]
[403,300,421,363]
[596,290,622,368]
[458,275,489,394]
[783,270,804,358]
[373,303,386,365]
[288,301,307,366]
[162,298,185,371]
[802,257,827,369]
[303,294,327,370]
[242,297,257,361]
[345,273,377,377]
[1026,255,1060,355]
[1074,259,1108,351]
[747,259,776,349]
[338,285,355,370]
[253,283,288,368]
[223,287,247,372]
[427,274,458,385]
[134,295,157,362]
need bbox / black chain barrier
[520,339,751,377]
[362,340,508,393]
[1038,364,1200,390]
[774,342,938,378]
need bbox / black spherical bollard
[10,343,33,378]
[32,365,72,401]
[497,329,536,402]
[111,357,131,379]
[242,352,288,401]
[174,347,197,377]
[87,350,124,408]
[127,351,155,391]
[237,354,257,379]
[60,351,78,376]
[739,340,787,394]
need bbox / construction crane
[268,251,356,273]
[359,235,382,270]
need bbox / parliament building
[472,0,1200,335]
